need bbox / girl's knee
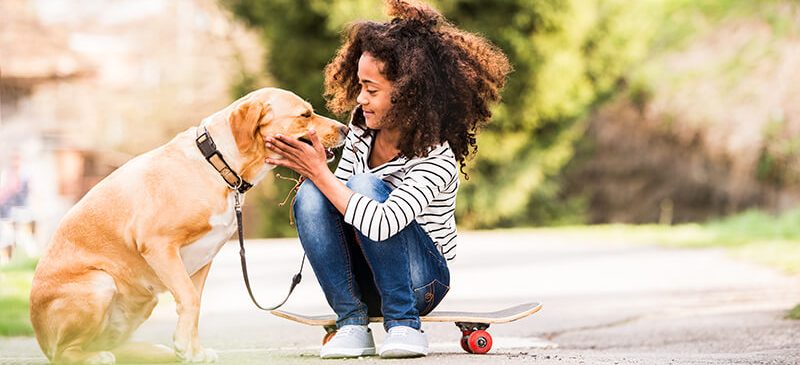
[346,174,389,201]
[293,180,329,217]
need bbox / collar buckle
[195,126,252,194]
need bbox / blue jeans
[293,173,450,331]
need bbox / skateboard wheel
[467,330,492,354]
[460,336,472,353]
[322,331,337,345]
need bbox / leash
[234,189,306,311]
[234,174,307,312]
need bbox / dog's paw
[174,340,188,356]
[176,346,217,363]
[85,351,116,365]
[199,348,218,363]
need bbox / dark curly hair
[324,0,511,177]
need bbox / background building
[0,0,266,257]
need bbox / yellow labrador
[29,88,347,365]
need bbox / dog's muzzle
[298,137,337,162]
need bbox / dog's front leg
[141,244,217,363]
[188,263,213,357]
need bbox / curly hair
[323,0,511,177]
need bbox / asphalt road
[2,230,799,364]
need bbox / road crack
[543,315,643,341]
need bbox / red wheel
[467,330,492,354]
[460,336,472,353]
[323,331,337,345]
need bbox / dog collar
[195,126,253,194]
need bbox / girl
[265,0,510,358]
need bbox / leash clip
[234,191,243,212]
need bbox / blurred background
[1,0,799,335]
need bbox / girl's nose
[356,90,368,105]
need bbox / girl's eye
[367,89,377,95]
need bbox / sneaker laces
[336,325,367,337]
[388,326,420,338]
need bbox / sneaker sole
[379,346,427,359]
[320,348,376,359]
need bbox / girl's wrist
[308,165,333,183]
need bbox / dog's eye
[301,111,312,118]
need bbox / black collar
[195,126,252,194]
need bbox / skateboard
[271,302,542,354]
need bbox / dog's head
[228,88,348,163]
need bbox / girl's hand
[265,130,330,180]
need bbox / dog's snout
[339,124,350,137]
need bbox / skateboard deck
[272,302,542,354]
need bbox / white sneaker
[320,325,376,359]
[379,326,428,358]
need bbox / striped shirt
[334,123,459,261]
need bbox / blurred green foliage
[519,207,800,274]
[789,304,800,320]
[688,209,800,254]
[0,257,37,336]
[437,0,662,227]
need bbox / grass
[0,256,37,336]
[666,209,800,274]
[526,209,800,275]
[789,304,800,320]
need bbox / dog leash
[235,189,306,311]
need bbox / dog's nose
[340,124,350,136]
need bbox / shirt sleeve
[343,153,457,241]
[334,144,356,183]
[333,129,362,182]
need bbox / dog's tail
[112,342,178,363]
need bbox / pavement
[1,230,799,364]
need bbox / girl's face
[356,52,393,130]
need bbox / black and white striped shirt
[335,123,459,261]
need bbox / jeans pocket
[413,279,450,316]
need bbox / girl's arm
[266,132,457,241]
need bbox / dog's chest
[180,193,238,276]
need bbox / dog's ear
[349,104,365,128]
[230,99,270,153]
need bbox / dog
[29,88,347,365]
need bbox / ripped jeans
[293,173,450,331]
